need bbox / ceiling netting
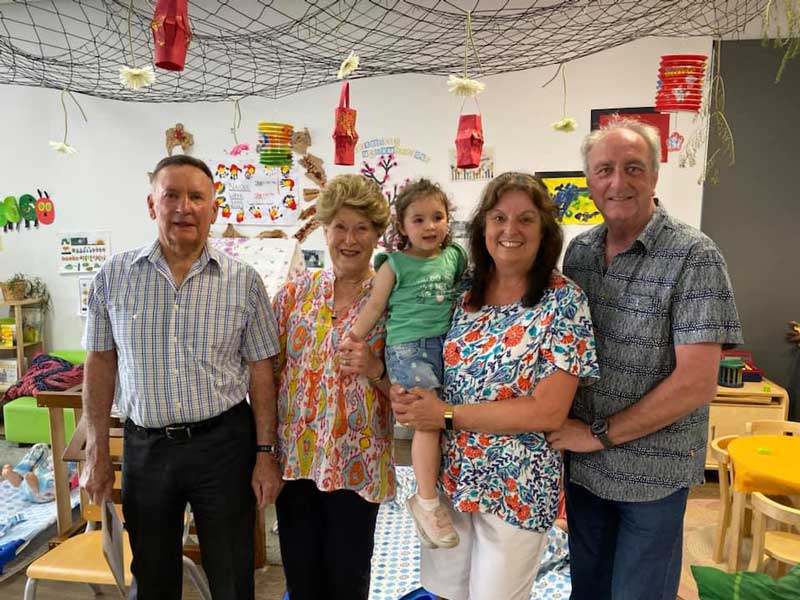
[0,0,767,102]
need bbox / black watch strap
[256,444,279,456]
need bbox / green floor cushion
[692,564,800,600]
[3,395,77,444]
[2,349,84,445]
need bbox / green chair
[2,350,85,444]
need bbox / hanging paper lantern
[332,81,359,166]
[455,114,484,169]
[258,122,294,168]
[655,54,707,113]
[151,0,192,71]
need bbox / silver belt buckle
[165,425,190,440]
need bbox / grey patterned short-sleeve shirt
[564,205,743,502]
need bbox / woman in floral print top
[392,172,599,600]
[272,175,394,600]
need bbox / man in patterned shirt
[548,119,742,600]
[81,155,282,600]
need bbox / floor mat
[368,466,571,600]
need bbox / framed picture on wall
[534,171,602,225]
[590,107,670,162]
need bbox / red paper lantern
[655,54,707,113]
[455,114,484,169]
[152,0,191,71]
[332,81,359,166]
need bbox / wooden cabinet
[706,378,789,469]
[0,297,45,392]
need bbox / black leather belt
[127,401,247,440]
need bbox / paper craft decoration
[210,237,305,300]
[294,219,321,243]
[77,276,92,316]
[258,122,293,168]
[165,123,194,155]
[455,114,484,169]
[60,232,110,274]
[333,81,359,165]
[590,108,670,163]
[300,154,327,187]
[291,128,312,155]
[3,196,20,232]
[18,194,37,229]
[34,190,55,225]
[655,54,707,113]
[535,171,603,225]
[152,0,191,71]
[211,157,301,226]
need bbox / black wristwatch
[256,444,279,457]
[591,418,615,449]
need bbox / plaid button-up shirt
[564,205,743,501]
[84,240,279,428]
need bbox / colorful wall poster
[59,231,111,274]
[449,147,495,181]
[210,156,301,226]
[590,107,670,162]
[210,237,305,300]
[535,171,603,225]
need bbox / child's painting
[535,171,603,226]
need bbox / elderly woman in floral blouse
[272,174,393,600]
[392,172,599,600]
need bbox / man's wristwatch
[443,407,454,431]
[591,418,615,449]
[256,443,280,457]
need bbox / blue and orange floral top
[440,271,599,532]
[272,269,395,503]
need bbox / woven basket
[0,281,27,302]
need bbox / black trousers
[122,401,256,600]
[276,479,381,600]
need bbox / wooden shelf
[0,297,44,307]
[0,340,44,350]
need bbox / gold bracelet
[368,362,386,384]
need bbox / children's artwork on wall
[590,107,670,163]
[210,156,301,226]
[449,147,494,182]
[301,249,324,270]
[210,237,305,300]
[59,232,111,274]
[535,171,603,225]
[77,275,93,316]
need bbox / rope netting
[0,0,768,102]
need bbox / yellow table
[726,435,800,571]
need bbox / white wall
[0,35,712,349]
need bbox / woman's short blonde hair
[316,174,391,235]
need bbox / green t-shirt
[375,244,467,346]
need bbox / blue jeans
[384,335,444,390]
[565,475,689,600]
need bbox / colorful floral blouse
[440,271,599,531]
[272,269,395,503]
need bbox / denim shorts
[385,335,445,390]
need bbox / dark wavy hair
[393,178,453,250]
[467,172,563,310]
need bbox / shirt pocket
[192,302,248,361]
[618,291,661,314]
[110,305,162,368]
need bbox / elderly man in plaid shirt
[81,155,282,600]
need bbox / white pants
[420,498,548,600]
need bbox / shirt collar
[584,201,668,256]
[133,239,220,270]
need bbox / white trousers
[420,498,548,600]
